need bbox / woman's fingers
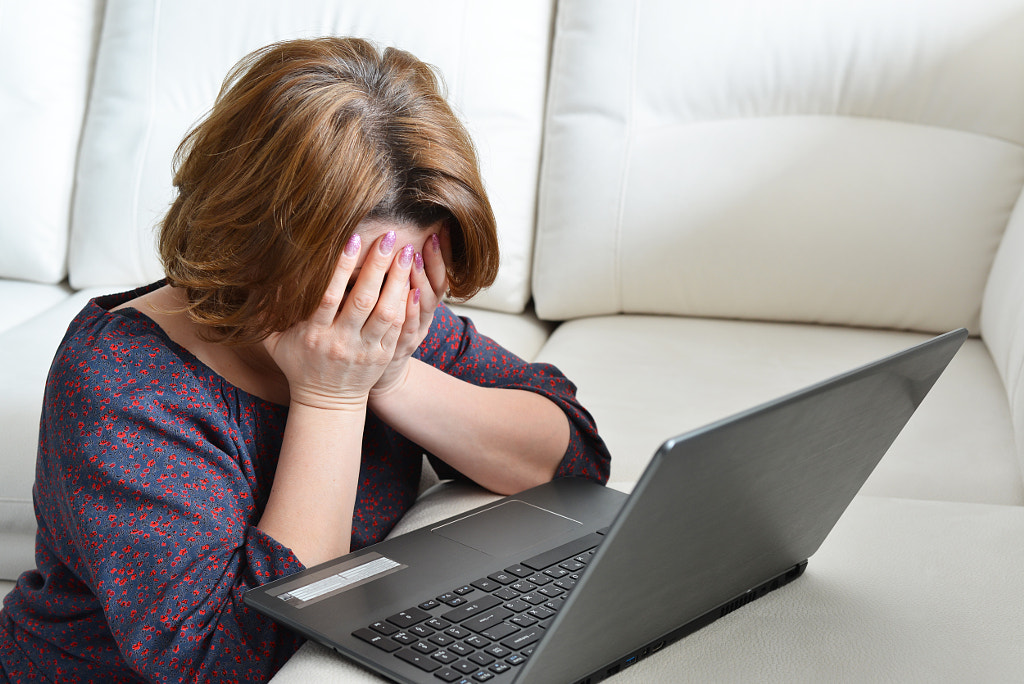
[340,231,397,325]
[348,236,414,346]
[423,231,448,299]
[311,233,362,328]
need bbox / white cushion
[982,183,1024,485]
[0,287,111,580]
[535,316,1022,506]
[0,0,102,283]
[70,0,554,313]
[534,0,1024,331]
[448,304,554,362]
[613,497,1024,682]
[0,281,72,336]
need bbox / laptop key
[509,614,537,628]
[504,599,531,613]
[524,573,551,586]
[441,595,501,622]
[504,564,533,578]
[369,620,398,635]
[538,586,564,598]
[431,650,458,664]
[388,607,431,628]
[352,628,401,652]
[520,593,546,606]
[409,624,434,638]
[471,578,500,592]
[437,592,466,607]
[433,668,463,683]
[526,606,555,620]
[487,571,516,585]
[462,607,513,633]
[429,633,456,647]
[426,618,451,630]
[396,647,442,672]
[544,598,566,612]
[492,587,520,601]
[483,644,512,658]
[452,660,477,674]
[501,627,544,651]
[479,622,518,642]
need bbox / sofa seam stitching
[613,0,641,314]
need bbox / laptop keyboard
[353,530,606,682]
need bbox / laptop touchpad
[431,500,582,557]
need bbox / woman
[0,38,609,682]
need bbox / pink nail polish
[414,252,424,271]
[380,231,397,255]
[431,233,441,253]
[344,234,361,256]
[413,288,421,304]
[399,244,414,267]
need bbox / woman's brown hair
[159,37,499,345]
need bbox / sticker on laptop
[271,552,407,608]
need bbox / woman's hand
[262,230,415,411]
[370,230,448,401]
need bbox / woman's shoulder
[52,283,203,391]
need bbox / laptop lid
[515,328,967,684]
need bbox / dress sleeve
[414,304,610,485]
[37,325,305,682]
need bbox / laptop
[245,328,968,684]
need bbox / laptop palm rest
[430,500,582,557]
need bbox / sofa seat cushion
[268,492,1024,682]
[0,281,72,336]
[535,316,1022,506]
[447,304,554,362]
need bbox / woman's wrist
[288,389,372,413]
[367,358,416,410]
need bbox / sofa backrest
[0,0,104,285]
[982,186,1024,478]
[534,0,1024,334]
[66,0,556,314]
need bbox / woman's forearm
[256,402,365,567]
[369,359,570,494]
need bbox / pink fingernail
[431,233,441,253]
[413,288,421,304]
[414,252,424,271]
[344,234,361,256]
[380,231,397,255]
[399,243,414,267]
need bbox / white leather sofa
[3,0,1024,681]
